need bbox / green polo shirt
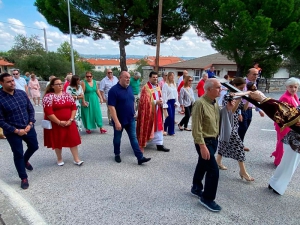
[129,77,140,95]
[192,95,220,144]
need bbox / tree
[57,41,80,62]
[135,58,149,75]
[284,47,300,77]
[10,34,45,62]
[34,0,190,71]
[184,0,300,77]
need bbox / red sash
[147,82,163,131]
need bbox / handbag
[41,120,52,129]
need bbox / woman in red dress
[42,78,83,166]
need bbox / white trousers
[269,144,300,195]
[149,131,163,145]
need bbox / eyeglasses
[13,73,19,75]
[107,72,113,74]
[53,83,63,86]
[86,76,92,78]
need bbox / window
[98,66,101,69]
[194,70,203,82]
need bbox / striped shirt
[0,89,35,133]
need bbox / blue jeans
[238,108,252,142]
[164,99,175,135]
[113,120,143,160]
[5,127,39,179]
[192,139,219,201]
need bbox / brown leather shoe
[244,147,250,151]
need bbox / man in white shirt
[100,69,119,126]
[12,69,28,96]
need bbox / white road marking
[261,129,276,132]
[0,179,47,225]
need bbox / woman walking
[216,77,254,181]
[81,71,107,134]
[42,78,83,166]
[178,76,195,131]
[28,73,41,106]
[66,75,84,132]
[162,72,180,136]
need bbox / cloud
[7,18,26,35]
[34,21,48,29]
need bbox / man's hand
[17,129,27,136]
[259,110,265,117]
[238,114,243,122]
[199,144,210,160]
[156,99,163,106]
[24,125,31,133]
[114,121,122,131]
[226,100,236,112]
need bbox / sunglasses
[107,72,113,74]
[86,76,92,78]
[53,83,63,86]
[13,73,19,75]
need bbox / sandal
[178,124,184,131]
[218,164,228,170]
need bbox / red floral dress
[43,93,81,149]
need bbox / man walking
[108,71,151,165]
[12,69,28,96]
[196,73,208,97]
[191,78,234,212]
[100,69,118,126]
[0,73,39,189]
[136,71,170,152]
[129,71,141,115]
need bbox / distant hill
[80,54,195,61]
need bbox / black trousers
[179,104,192,128]
[192,139,219,201]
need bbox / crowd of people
[0,66,300,214]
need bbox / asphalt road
[1,91,300,225]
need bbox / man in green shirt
[129,71,141,115]
[191,78,234,212]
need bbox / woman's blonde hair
[165,72,176,86]
[183,75,193,88]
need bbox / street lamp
[67,0,75,75]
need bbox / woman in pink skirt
[28,73,41,106]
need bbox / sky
[0,0,217,58]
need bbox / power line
[0,20,43,30]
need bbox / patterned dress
[66,85,83,132]
[217,95,245,162]
[43,92,81,149]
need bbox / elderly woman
[43,78,83,166]
[28,73,41,106]
[271,78,300,166]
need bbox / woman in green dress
[66,75,84,132]
[81,71,107,134]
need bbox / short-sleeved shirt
[100,76,118,100]
[129,77,140,95]
[14,77,27,92]
[108,82,135,126]
[206,70,216,78]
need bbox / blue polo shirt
[206,70,216,78]
[108,82,135,126]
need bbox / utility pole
[43,28,48,52]
[67,0,75,75]
[155,0,163,73]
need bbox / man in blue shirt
[206,66,216,78]
[0,73,39,189]
[108,71,151,165]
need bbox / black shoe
[25,162,33,171]
[191,185,203,198]
[156,145,170,152]
[199,197,222,212]
[115,155,121,163]
[21,178,29,189]
[138,157,151,165]
[268,184,281,195]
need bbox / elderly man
[100,69,119,126]
[63,73,72,92]
[12,69,28,96]
[196,73,208,97]
[191,78,234,212]
[129,71,141,114]
[108,71,151,165]
[238,68,265,151]
[0,73,39,189]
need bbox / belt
[204,136,218,141]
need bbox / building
[83,58,140,72]
[0,59,14,74]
